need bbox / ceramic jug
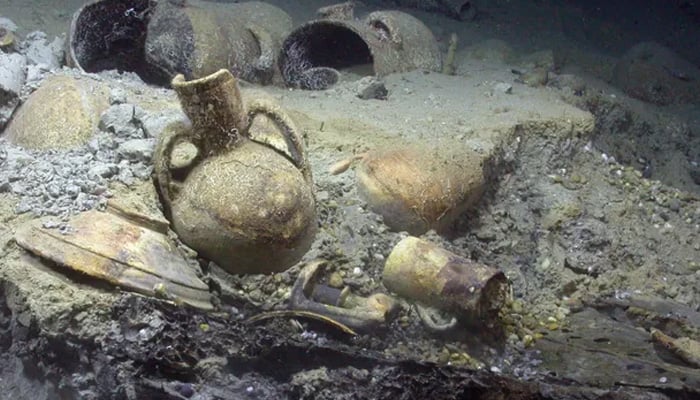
[154,69,317,275]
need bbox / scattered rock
[108,87,129,105]
[24,63,51,87]
[99,103,145,139]
[88,163,119,179]
[20,31,64,70]
[356,77,388,100]
[118,138,155,162]
[0,85,165,219]
[139,108,187,139]
[494,82,513,94]
[0,52,26,129]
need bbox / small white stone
[494,82,513,94]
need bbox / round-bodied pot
[356,143,487,235]
[154,69,317,275]
[4,74,109,150]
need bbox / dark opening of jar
[279,21,374,90]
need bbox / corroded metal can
[383,236,509,319]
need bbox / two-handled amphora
[155,69,316,274]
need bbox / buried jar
[332,143,489,235]
[154,69,317,275]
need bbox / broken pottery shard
[288,259,399,333]
[14,209,212,310]
[106,196,170,235]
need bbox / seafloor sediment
[0,1,699,399]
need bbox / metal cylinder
[383,236,509,319]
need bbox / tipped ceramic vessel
[356,143,487,235]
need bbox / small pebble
[356,77,388,100]
[175,382,195,398]
[108,88,128,105]
[494,82,513,94]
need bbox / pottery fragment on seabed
[14,208,213,310]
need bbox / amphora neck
[171,69,249,154]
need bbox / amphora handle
[156,69,248,209]
[153,121,197,209]
[247,99,313,185]
[155,69,312,210]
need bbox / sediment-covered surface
[1,0,699,399]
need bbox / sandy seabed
[0,0,699,399]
